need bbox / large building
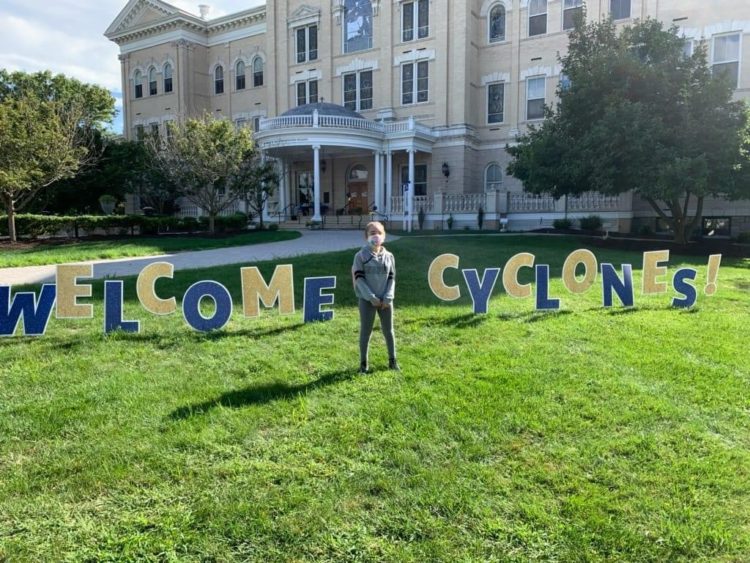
[106,0,750,235]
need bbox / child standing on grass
[352,221,399,373]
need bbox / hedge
[0,213,249,239]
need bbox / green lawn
[1,236,749,561]
[0,229,301,268]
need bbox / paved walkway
[0,229,382,286]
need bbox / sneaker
[359,362,369,374]
[388,358,401,371]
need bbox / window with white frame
[253,116,261,132]
[402,0,429,42]
[164,63,173,93]
[148,67,157,96]
[253,57,264,87]
[526,76,545,120]
[485,164,503,191]
[712,33,740,88]
[296,25,318,63]
[400,164,427,196]
[682,39,694,59]
[236,61,246,90]
[489,4,506,43]
[529,0,547,37]
[135,124,144,141]
[559,73,572,91]
[563,0,583,31]
[487,82,505,124]
[343,70,373,111]
[134,70,143,99]
[401,61,428,105]
[610,0,630,20]
[165,120,174,141]
[150,123,159,138]
[297,80,319,106]
[344,0,373,54]
[215,66,224,94]
[235,118,247,129]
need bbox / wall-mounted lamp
[442,162,450,178]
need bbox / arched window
[134,70,143,99]
[148,67,157,96]
[344,0,373,54]
[214,65,224,94]
[253,57,264,87]
[485,164,503,191]
[236,61,246,90]
[163,63,173,93]
[489,5,506,43]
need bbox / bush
[553,218,572,230]
[737,231,750,243]
[639,224,654,236]
[477,206,485,230]
[447,214,454,230]
[268,223,279,231]
[418,207,426,230]
[579,215,603,231]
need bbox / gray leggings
[358,299,396,363]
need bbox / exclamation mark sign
[705,254,722,296]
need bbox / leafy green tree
[237,157,279,230]
[0,70,116,241]
[147,115,256,233]
[507,18,750,244]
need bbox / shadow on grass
[168,368,357,420]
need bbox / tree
[0,70,116,241]
[146,115,256,233]
[507,17,750,244]
[237,157,279,230]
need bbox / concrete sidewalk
[0,229,381,286]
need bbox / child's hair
[365,221,385,236]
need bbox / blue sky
[0,0,263,134]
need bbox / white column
[313,145,322,222]
[408,148,416,232]
[386,150,393,216]
[278,158,287,218]
[374,151,382,214]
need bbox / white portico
[255,103,435,230]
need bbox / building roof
[281,103,365,120]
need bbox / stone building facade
[106,0,750,235]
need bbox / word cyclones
[0,249,722,337]
[428,249,722,314]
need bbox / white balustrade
[509,193,556,212]
[444,193,487,213]
[567,192,622,211]
[413,195,434,213]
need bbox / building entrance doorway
[346,164,369,214]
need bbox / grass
[1,235,749,561]
[0,229,301,268]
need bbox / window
[702,217,731,237]
[489,4,506,43]
[610,0,630,20]
[559,73,572,91]
[253,116,261,132]
[400,164,427,196]
[526,76,545,120]
[148,67,157,96]
[235,118,247,129]
[150,123,159,139]
[253,57,264,87]
[343,70,373,111]
[402,0,429,42]
[296,25,318,63]
[563,0,583,31]
[712,34,740,88]
[135,124,144,142]
[236,61,246,90]
[682,39,694,59]
[165,120,174,141]
[297,80,319,106]
[529,0,547,37]
[164,63,173,93]
[402,61,428,105]
[344,0,373,54]
[215,66,224,94]
[134,70,143,99]
[487,82,505,124]
[485,164,503,191]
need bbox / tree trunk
[209,213,216,234]
[6,196,17,244]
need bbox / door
[346,164,369,214]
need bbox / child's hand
[370,298,382,308]
[380,302,391,309]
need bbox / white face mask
[368,234,385,247]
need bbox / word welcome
[428,250,722,313]
[0,249,721,337]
